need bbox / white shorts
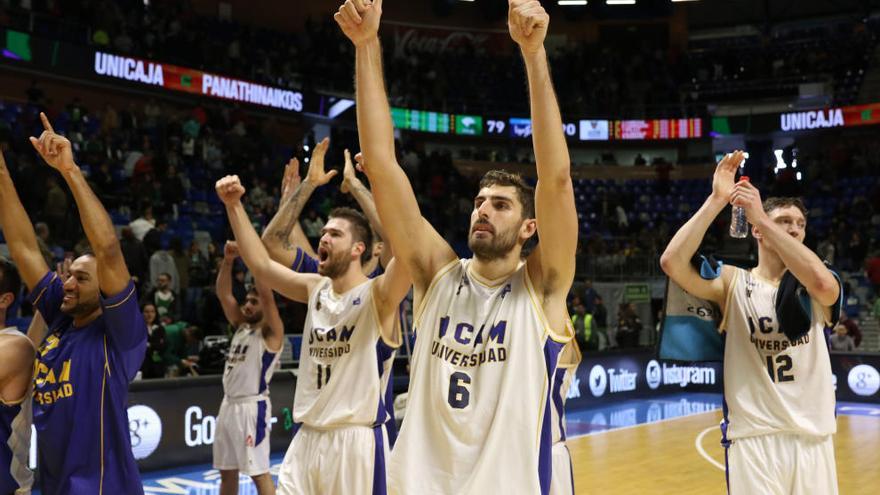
[277,424,389,495]
[549,442,574,495]
[212,396,273,476]
[727,433,838,495]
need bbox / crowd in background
[1,1,878,117]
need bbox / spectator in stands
[44,176,68,242]
[830,324,855,351]
[616,302,642,349]
[129,206,156,241]
[839,311,863,348]
[149,238,179,291]
[141,303,167,379]
[170,238,190,310]
[843,282,861,318]
[143,218,169,254]
[178,325,203,376]
[143,272,180,324]
[582,280,599,314]
[34,222,56,266]
[302,209,324,247]
[571,303,593,352]
[185,241,210,322]
[120,226,149,287]
[593,296,609,348]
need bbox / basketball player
[0,258,35,495]
[262,139,392,278]
[262,143,402,445]
[213,241,283,495]
[660,151,841,494]
[550,339,581,495]
[0,113,147,494]
[336,0,578,492]
[215,174,411,494]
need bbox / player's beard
[469,223,520,262]
[243,311,262,325]
[61,296,101,319]
[318,249,350,279]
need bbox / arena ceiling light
[606,0,636,4]
[558,0,588,5]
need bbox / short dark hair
[479,170,535,219]
[763,197,807,218]
[329,207,373,265]
[159,272,172,280]
[0,257,21,300]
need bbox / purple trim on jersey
[258,349,276,395]
[255,399,268,446]
[368,265,384,279]
[383,373,398,447]
[540,339,564,495]
[374,340,394,425]
[371,425,387,495]
[290,248,319,274]
[27,273,147,495]
[0,402,24,493]
[552,367,567,442]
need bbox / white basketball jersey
[294,278,394,428]
[721,268,836,439]
[222,323,281,399]
[389,259,569,495]
[551,341,581,445]
[0,327,34,494]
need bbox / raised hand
[340,149,359,194]
[508,0,550,54]
[334,0,383,47]
[304,137,338,187]
[711,151,745,203]
[281,157,302,202]
[215,175,246,206]
[730,180,766,224]
[29,112,76,172]
[224,240,240,260]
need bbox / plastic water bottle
[729,176,749,238]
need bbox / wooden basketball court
[568,411,879,494]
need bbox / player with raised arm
[213,240,284,495]
[0,113,147,495]
[215,173,411,494]
[336,0,578,492]
[660,152,842,494]
[262,139,392,277]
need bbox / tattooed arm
[261,138,336,267]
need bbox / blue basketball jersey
[27,272,147,495]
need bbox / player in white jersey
[336,1,578,492]
[550,339,581,495]
[0,258,35,495]
[215,176,411,495]
[661,151,842,495]
[213,241,283,495]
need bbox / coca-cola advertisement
[384,21,513,58]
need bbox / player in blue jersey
[261,140,403,445]
[0,256,35,495]
[0,113,147,495]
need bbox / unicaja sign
[780,108,844,131]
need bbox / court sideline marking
[696,425,725,471]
